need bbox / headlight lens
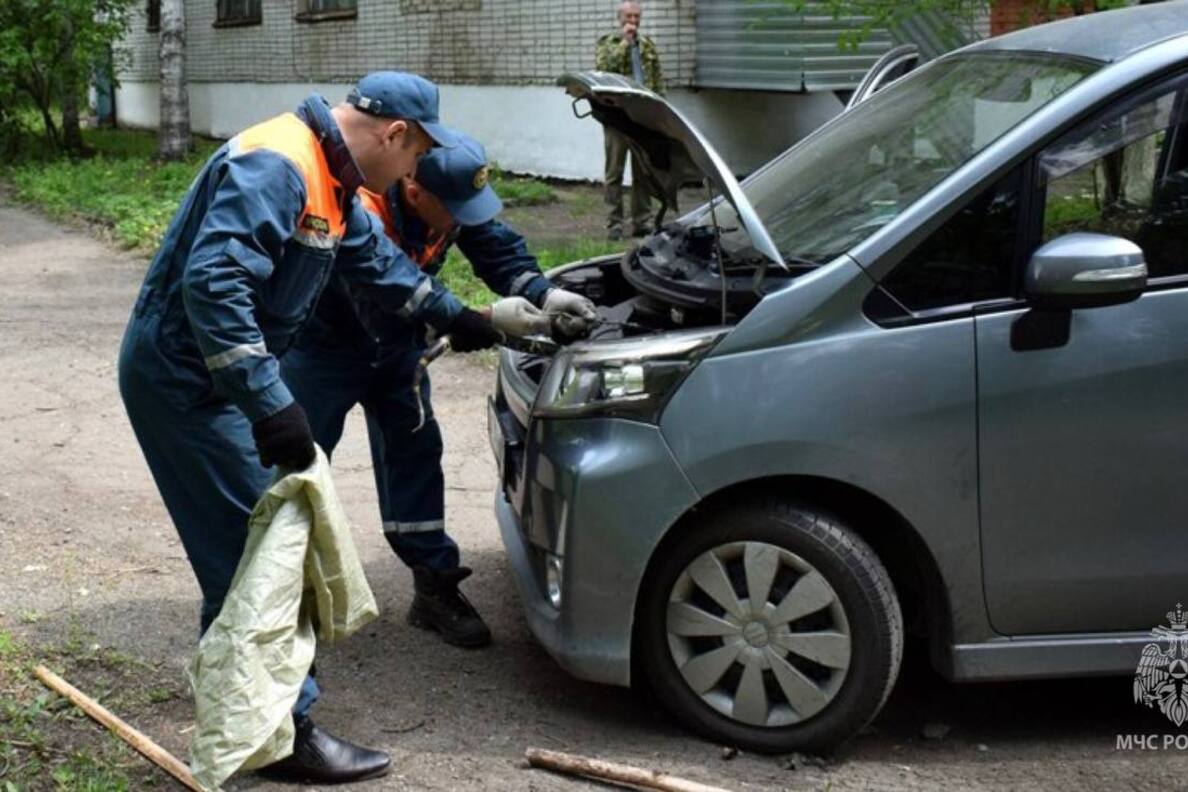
[534,328,726,421]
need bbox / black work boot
[258,716,391,784]
[408,565,492,648]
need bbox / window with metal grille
[215,0,261,27]
[146,0,160,32]
[296,0,357,22]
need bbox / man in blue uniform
[118,73,534,784]
[282,135,597,648]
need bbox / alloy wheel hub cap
[742,621,769,648]
[665,541,852,728]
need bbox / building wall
[119,0,697,87]
[115,79,842,180]
[115,0,844,178]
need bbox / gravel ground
[2,198,1187,791]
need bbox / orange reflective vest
[358,188,449,269]
[235,113,348,250]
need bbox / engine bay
[549,224,810,347]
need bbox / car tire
[637,498,903,754]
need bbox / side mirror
[1025,233,1147,309]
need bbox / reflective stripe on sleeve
[204,341,267,371]
[382,519,445,534]
[294,229,339,250]
[510,271,541,297]
[397,278,434,319]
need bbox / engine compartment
[509,226,813,387]
[550,224,808,345]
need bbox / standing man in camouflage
[596,0,664,240]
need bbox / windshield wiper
[780,253,823,268]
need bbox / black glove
[445,307,503,353]
[252,402,316,470]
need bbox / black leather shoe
[408,565,492,648]
[258,716,390,784]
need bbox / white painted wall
[115,81,843,180]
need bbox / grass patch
[3,126,618,309]
[534,237,625,271]
[2,128,558,253]
[0,628,180,790]
[491,167,555,207]
[436,237,626,307]
[3,127,218,251]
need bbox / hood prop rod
[705,178,728,326]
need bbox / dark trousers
[604,128,654,234]
[280,343,460,572]
[118,312,320,715]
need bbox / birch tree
[157,0,191,160]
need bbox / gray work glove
[543,288,598,323]
[543,288,598,341]
[490,296,552,338]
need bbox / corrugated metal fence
[694,0,974,92]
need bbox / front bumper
[490,356,700,687]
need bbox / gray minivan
[488,3,1188,752]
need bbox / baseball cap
[414,133,503,227]
[347,71,460,148]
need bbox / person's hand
[252,402,316,470]
[446,307,503,352]
[491,296,553,338]
[543,288,598,341]
[621,20,638,42]
[543,288,598,323]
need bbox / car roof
[966,1,1188,64]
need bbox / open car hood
[559,71,785,270]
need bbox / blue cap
[347,71,460,148]
[414,134,503,226]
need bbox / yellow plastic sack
[187,448,379,791]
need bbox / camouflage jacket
[595,33,664,93]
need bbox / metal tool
[409,305,651,433]
[411,312,652,433]
[410,331,563,433]
[412,336,452,433]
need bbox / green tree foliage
[0,0,135,155]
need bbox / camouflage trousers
[604,128,654,234]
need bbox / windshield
[699,53,1096,265]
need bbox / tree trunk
[37,102,61,152]
[158,0,191,161]
[60,25,86,156]
[61,83,84,153]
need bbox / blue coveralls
[117,97,462,714]
[281,192,551,571]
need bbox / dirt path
[1,199,1186,790]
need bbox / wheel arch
[630,475,954,682]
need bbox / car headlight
[533,328,726,421]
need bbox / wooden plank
[525,747,733,792]
[34,665,202,791]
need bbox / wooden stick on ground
[525,747,733,792]
[34,665,202,791]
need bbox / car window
[846,45,919,110]
[877,168,1022,313]
[1038,74,1188,280]
[702,52,1095,266]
